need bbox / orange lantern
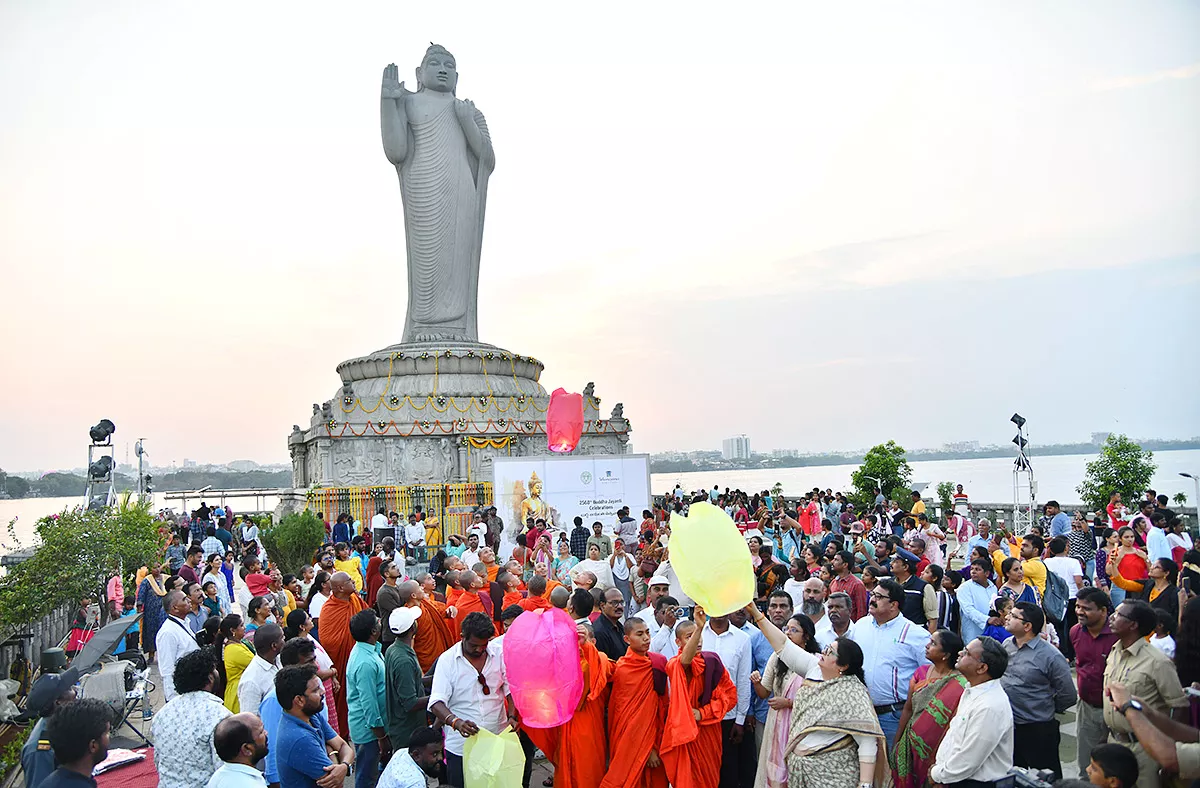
[546,387,584,453]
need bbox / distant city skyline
[2,3,1197,469]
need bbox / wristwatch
[1117,699,1144,715]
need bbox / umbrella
[71,613,142,674]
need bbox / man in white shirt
[460,533,481,571]
[378,727,444,788]
[634,577,671,628]
[152,648,231,788]
[798,578,836,646]
[1044,536,1085,659]
[647,597,680,659]
[207,713,269,788]
[428,612,518,788]
[702,613,753,786]
[237,624,283,716]
[156,590,200,702]
[370,507,392,545]
[404,517,426,562]
[930,636,1014,785]
[958,559,998,643]
[1145,513,1173,564]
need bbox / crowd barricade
[306,482,493,540]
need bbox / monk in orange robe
[450,571,491,636]
[480,547,502,583]
[318,571,364,734]
[401,580,454,673]
[660,612,738,788]
[600,618,669,788]
[500,570,525,611]
[525,621,613,788]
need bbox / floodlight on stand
[89,419,116,444]
[87,456,114,482]
[1010,413,1026,429]
[144,474,154,493]
[1013,434,1028,450]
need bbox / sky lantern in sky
[546,387,584,453]
[669,502,755,616]
[502,607,584,728]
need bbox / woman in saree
[750,613,822,788]
[551,540,578,586]
[743,603,887,788]
[892,628,969,788]
[135,561,170,662]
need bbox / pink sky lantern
[546,387,584,453]
[502,607,584,728]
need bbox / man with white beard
[800,578,836,647]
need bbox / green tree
[850,441,914,509]
[1076,434,1157,514]
[1173,492,1187,507]
[3,475,29,499]
[935,482,955,518]
[771,482,784,498]
[260,510,325,575]
[0,498,163,632]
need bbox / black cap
[24,667,79,718]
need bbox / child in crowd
[1086,743,1139,788]
[982,596,1013,642]
[1149,607,1176,658]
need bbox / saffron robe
[524,641,613,788]
[318,593,364,733]
[502,591,524,610]
[411,598,454,673]
[599,651,669,788]
[659,652,738,788]
[450,590,490,635]
[518,595,553,613]
[364,555,385,606]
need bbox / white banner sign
[492,455,651,546]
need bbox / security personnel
[19,667,78,788]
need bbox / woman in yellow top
[424,516,443,549]
[215,613,255,712]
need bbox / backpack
[1041,561,1070,624]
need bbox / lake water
[3,449,1197,554]
[649,449,1200,508]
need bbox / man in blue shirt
[273,664,354,788]
[347,610,390,788]
[1045,501,1072,539]
[259,639,330,785]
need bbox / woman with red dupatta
[892,629,970,788]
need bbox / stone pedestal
[288,341,630,488]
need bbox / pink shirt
[107,576,124,613]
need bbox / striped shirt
[847,612,931,706]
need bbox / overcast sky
[2,2,1198,471]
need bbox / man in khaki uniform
[1102,601,1189,788]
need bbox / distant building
[183,459,197,468]
[1090,432,1111,445]
[721,435,751,461]
[227,460,260,472]
[771,448,800,458]
[942,441,981,453]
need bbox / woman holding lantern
[742,603,887,788]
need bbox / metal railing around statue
[305,482,493,541]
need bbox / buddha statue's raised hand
[381,63,406,101]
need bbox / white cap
[648,576,670,587]
[389,606,423,635]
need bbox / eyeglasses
[476,671,490,696]
[822,644,838,657]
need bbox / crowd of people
[17,485,1200,788]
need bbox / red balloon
[546,388,583,453]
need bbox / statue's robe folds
[659,652,738,788]
[318,593,365,734]
[524,641,613,788]
[600,651,669,788]
[397,96,492,343]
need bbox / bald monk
[397,580,455,673]
[659,609,738,788]
[449,571,491,635]
[479,547,501,583]
[524,621,613,788]
[600,618,669,788]
[444,570,464,607]
[549,585,570,610]
[533,562,563,597]
[499,572,524,610]
[518,576,553,613]
[319,571,365,734]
